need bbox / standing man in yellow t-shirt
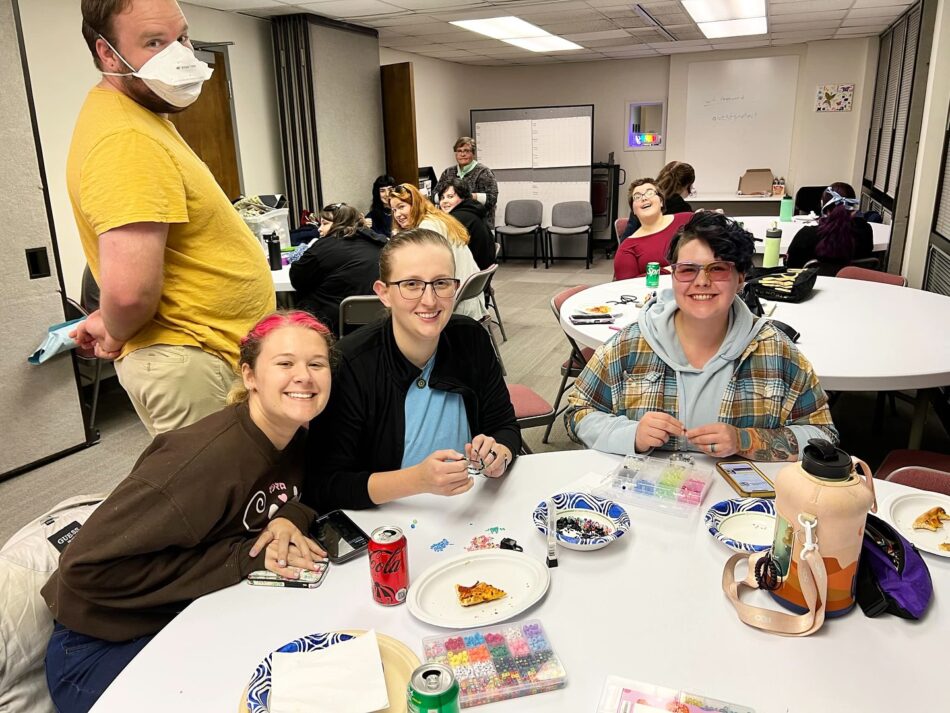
[69,0,275,437]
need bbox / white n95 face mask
[100,37,213,108]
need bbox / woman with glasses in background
[388,182,485,320]
[304,228,520,511]
[435,137,498,230]
[614,177,692,280]
[620,161,696,241]
[290,204,388,335]
[785,182,873,272]
[366,175,396,236]
[567,211,837,461]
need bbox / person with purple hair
[785,182,873,270]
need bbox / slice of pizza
[455,581,507,607]
[939,542,950,552]
[913,506,949,532]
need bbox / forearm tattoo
[737,427,799,462]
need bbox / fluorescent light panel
[682,0,765,24]
[697,17,768,39]
[450,16,582,52]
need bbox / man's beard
[121,75,187,115]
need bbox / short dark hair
[627,177,662,211]
[666,211,756,275]
[442,178,472,201]
[81,0,133,70]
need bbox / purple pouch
[856,513,933,619]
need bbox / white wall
[385,38,876,213]
[18,0,283,298]
[668,38,878,196]
[903,0,950,287]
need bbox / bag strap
[722,521,829,636]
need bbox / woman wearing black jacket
[289,204,388,335]
[785,182,873,271]
[439,178,496,269]
[366,174,396,236]
[304,228,519,511]
[620,160,695,241]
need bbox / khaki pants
[115,345,237,437]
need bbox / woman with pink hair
[42,311,334,712]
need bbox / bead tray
[422,618,566,707]
[593,453,713,517]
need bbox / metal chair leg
[89,359,103,430]
[542,369,572,443]
[488,286,507,342]
[482,318,506,376]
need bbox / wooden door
[380,62,418,186]
[169,49,242,200]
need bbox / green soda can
[646,261,660,288]
[407,663,460,713]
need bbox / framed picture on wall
[815,84,854,112]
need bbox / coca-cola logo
[370,547,404,574]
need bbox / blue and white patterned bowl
[246,632,353,712]
[533,492,630,551]
[704,498,776,552]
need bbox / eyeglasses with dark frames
[631,187,659,202]
[386,278,460,299]
[669,261,736,282]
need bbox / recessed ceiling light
[682,0,765,24]
[697,17,768,39]
[450,16,582,52]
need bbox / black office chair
[793,186,826,216]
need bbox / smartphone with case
[569,315,614,325]
[247,563,328,589]
[310,510,370,564]
[716,460,776,498]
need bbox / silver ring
[710,443,717,454]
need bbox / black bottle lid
[801,438,852,480]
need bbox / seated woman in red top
[614,178,692,280]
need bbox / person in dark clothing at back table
[439,178,496,269]
[621,161,695,241]
[366,174,396,236]
[785,182,873,272]
[290,204,388,334]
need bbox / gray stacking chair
[495,200,545,269]
[339,295,387,337]
[454,264,506,374]
[546,201,594,269]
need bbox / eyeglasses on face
[632,188,658,202]
[669,261,736,282]
[386,278,460,299]
[454,148,473,155]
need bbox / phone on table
[247,563,328,589]
[716,460,775,498]
[310,509,370,564]
[569,315,614,325]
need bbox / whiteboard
[685,56,799,194]
[475,120,533,169]
[532,117,592,168]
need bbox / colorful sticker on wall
[815,83,854,112]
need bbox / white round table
[88,450,949,713]
[732,216,891,254]
[560,275,950,447]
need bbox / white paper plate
[406,549,550,628]
[576,304,617,316]
[704,498,776,552]
[881,491,950,557]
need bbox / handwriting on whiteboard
[711,111,757,122]
[703,95,745,107]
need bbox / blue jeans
[45,622,154,713]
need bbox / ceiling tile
[299,0,405,18]
[850,0,913,7]
[711,40,771,49]
[770,0,852,15]
[562,29,631,41]
[582,37,650,49]
[846,7,906,20]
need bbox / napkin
[269,630,389,713]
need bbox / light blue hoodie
[638,288,761,432]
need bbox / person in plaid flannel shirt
[566,211,837,461]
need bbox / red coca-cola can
[369,526,408,606]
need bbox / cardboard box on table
[737,168,775,196]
